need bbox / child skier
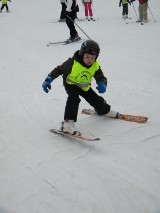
[119,0,131,19]
[0,0,11,12]
[42,40,120,136]
[82,0,94,21]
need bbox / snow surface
[0,0,160,212]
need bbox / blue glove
[96,82,106,93]
[42,76,54,93]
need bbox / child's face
[83,53,96,66]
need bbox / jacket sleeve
[94,67,107,85]
[48,58,74,79]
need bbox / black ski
[87,18,96,21]
[126,19,151,25]
[76,18,86,22]
[47,38,84,46]
[51,18,85,23]
[140,19,151,25]
[47,41,67,46]
[123,17,132,20]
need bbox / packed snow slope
[0,0,160,212]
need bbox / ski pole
[66,15,91,39]
[148,6,156,22]
[131,2,138,19]
[92,4,99,20]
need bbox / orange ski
[50,129,100,141]
[117,114,148,123]
[82,109,148,123]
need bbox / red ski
[82,109,148,123]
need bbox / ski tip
[119,115,148,123]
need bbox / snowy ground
[0,0,160,212]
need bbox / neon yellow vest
[66,60,100,91]
[122,0,128,4]
[2,0,7,4]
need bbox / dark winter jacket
[49,50,107,89]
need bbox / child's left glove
[96,82,107,93]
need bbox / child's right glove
[96,82,107,93]
[42,76,54,93]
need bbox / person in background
[59,0,67,22]
[132,0,148,23]
[137,0,148,23]
[119,0,131,19]
[0,0,11,12]
[82,0,95,21]
[65,0,80,42]
[42,40,120,136]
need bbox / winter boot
[66,34,80,43]
[60,120,81,136]
[143,19,148,23]
[90,17,95,21]
[86,16,90,21]
[106,110,120,118]
[136,19,142,22]
[73,34,81,41]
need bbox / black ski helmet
[79,40,100,59]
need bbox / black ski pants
[1,4,9,11]
[64,84,111,122]
[122,4,128,16]
[66,11,78,38]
